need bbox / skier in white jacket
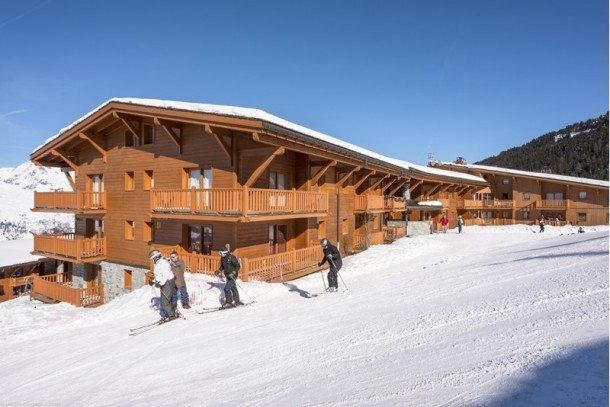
[149,250,177,322]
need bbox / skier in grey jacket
[149,250,177,322]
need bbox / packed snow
[437,161,609,188]
[1,225,607,406]
[0,161,72,241]
[31,98,486,185]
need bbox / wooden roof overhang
[436,163,609,191]
[30,102,412,180]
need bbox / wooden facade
[28,100,487,304]
[428,163,609,227]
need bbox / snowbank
[1,229,607,406]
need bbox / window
[501,211,510,219]
[546,192,564,200]
[94,219,104,235]
[579,191,587,200]
[185,168,212,189]
[578,213,587,223]
[143,221,154,242]
[483,211,492,219]
[142,124,154,144]
[342,218,349,235]
[268,224,287,254]
[124,270,133,291]
[270,171,288,189]
[372,215,381,231]
[124,171,135,191]
[143,170,154,190]
[501,193,509,200]
[502,178,510,185]
[523,193,531,200]
[124,220,135,240]
[522,211,530,220]
[124,131,135,147]
[187,225,213,255]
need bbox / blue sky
[0,0,607,167]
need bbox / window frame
[142,124,154,145]
[124,220,135,240]
[143,170,154,191]
[124,171,135,191]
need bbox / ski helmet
[320,238,328,247]
[148,250,162,261]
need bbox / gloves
[152,280,161,288]
[327,254,332,259]
[317,261,323,267]
[228,272,236,280]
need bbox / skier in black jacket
[318,238,342,291]
[216,248,244,308]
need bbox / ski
[129,313,184,335]
[196,302,254,314]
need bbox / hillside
[476,113,609,180]
[1,226,608,406]
[0,161,72,240]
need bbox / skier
[456,215,464,234]
[539,215,545,233]
[317,238,342,292]
[148,250,177,322]
[440,214,449,233]
[216,248,244,308]
[169,251,190,309]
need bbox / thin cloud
[0,0,52,30]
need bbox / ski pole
[235,280,255,303]
[319,266,328,291]
[329,257,349,291]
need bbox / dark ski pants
[540,225,545,233]
[458,225,462,234]
[172,285,190,308]
[327,268,338,289]
[224,278,240,304]
[160,279,176,319]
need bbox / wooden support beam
[388,178,409,196]
[427,183,444,197]
[309,160,337,187]
[336,166,361,187]
[381,177,398,194]
[113,112,140,144]
[437,184,452,193]
[459,186,477,197]
[204,124,231,160]
[408,179,423,192]
[244,146,285,187]
[50,149,77,171]
[353,170,376,190]
[364,174,390,193]
[154,117,182,153]
[78,132,107,163]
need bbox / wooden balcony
[384,197,407,211]
[383,226,406,242]
[150,188,328,222]
[31,273,104,307]
[460,199,515,209]
[32,234,106,263]
[464,218,515,226]
[32,191,106,214]
[536,199,568,210]
[351,235,367,252]
[159,245,322,283]
[354,194,385,212]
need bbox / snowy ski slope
[1,225,608,406]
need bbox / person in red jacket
[440,214,449,233]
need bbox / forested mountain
[475,113,609,180]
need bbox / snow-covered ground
[0,237,40,267]
[1,225,608,406]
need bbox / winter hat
[149,250,162,261]
[219,249,229,257]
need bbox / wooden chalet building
[28,98,487,305]
[430,162,609,227]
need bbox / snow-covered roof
[436,162,609,188]
[417,200,443,207]
[32,98,487,185]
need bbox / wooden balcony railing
[460,199,515,209]
[31,273,104,307]
[464,218,515,226]
[352,235,367,252]
[150,188,328,218]
[33,191,106,212]
[383,226,406,242]
[244,246,321,282]
[370,231,384,245]
[157,245,322,283]
[0,275,34,303]
[354,195,385,212]
[32,234,106,262]
[384,197,406,211]
[536,200,568,210]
